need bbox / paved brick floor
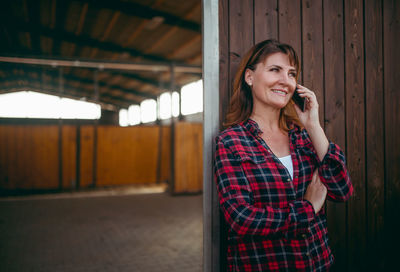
[0,191,203,272]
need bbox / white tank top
[278,155,294,180]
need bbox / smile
[272,89,287,95]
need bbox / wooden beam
[120,0,165,50]
[167,35,201,59]
[89,11,121,58]
[0,56,202,74]
[53,0,69,55]
[144,1,201,54]
[74,0,201,33]
[25,0,41,55]
[68,2,89,58]
[0,64,157,99]
[3,17,169,62]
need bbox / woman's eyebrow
[266,64,282,69]
[266,64,296,71]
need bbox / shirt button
[305,252,310,257]
[302,234,307,238]
[287,178,291,182]
[295,176,298,179]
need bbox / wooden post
[203,0,220,271]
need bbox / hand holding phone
[292,88,306,112]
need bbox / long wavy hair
[224,39,302,131]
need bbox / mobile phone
[292,88,306,112]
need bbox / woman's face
[245,52,297,111]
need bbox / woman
[214,39,353,271]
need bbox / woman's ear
[244,68,253,86]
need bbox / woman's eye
[270,68,279,72]
[289,72,297,77]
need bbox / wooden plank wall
[0,125,172,190]
[0,125,59,189]
[218,0,399,270]
[173,122,203,194]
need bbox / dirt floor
[0,189,203,272]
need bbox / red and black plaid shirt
[214,119,353,271]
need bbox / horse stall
[0,121,202,194]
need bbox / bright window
[128,105,141,125]
[181,79,203,115]
[119,109,129,126]
[159,92,172,120]
[140,99,157,123]
[0,91,101,119]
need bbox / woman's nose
[278,72,290,84]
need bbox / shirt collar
[242,118,301,136]
[242,118,262,136]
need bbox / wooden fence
[218,0,399,271]
[0,122,203,194]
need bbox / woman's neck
[250,106,281,133]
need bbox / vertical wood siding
[0,125,173,190]
[219,0,399,270]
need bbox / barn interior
[0,1,203,271]
[0,0,203,195]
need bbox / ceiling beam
[2,17,170,63]
[0,65,157,100]
[121,0,166,48]
[144,1,201,54]
[0,56,202,74]
[75,0,201,33]
[25,0,41,55]
[53,0,69,55]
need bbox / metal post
[92,70,99,188]
[203,0,220,271]
[58,67,64,190]
[156,94,163,183]
[169,63,176,193]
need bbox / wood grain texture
[96,126,160,186]
[229,0,254,104]
[278,0,302,62]
[302,0,324,125]
[345,0,366,270]
[160,126,171,183]
[173,122,203,193]
[323,0,347,270]
[384,0,400,269]
[254,0,278,43]
[365,0,385,270]
[79,125,94,188]
[62,125,77,189]
[0,126,59,189]
[219,0,230,127]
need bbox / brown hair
[224,39,302,131]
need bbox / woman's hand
[293,84,329,161]
[304,170,327,214]
[293,84,320,130]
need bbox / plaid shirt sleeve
[214,136,315,238]
[301,130,353,202]
[317,142,353,201]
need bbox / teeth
[272,90,286,95]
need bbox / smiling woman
[214,39,353,271]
